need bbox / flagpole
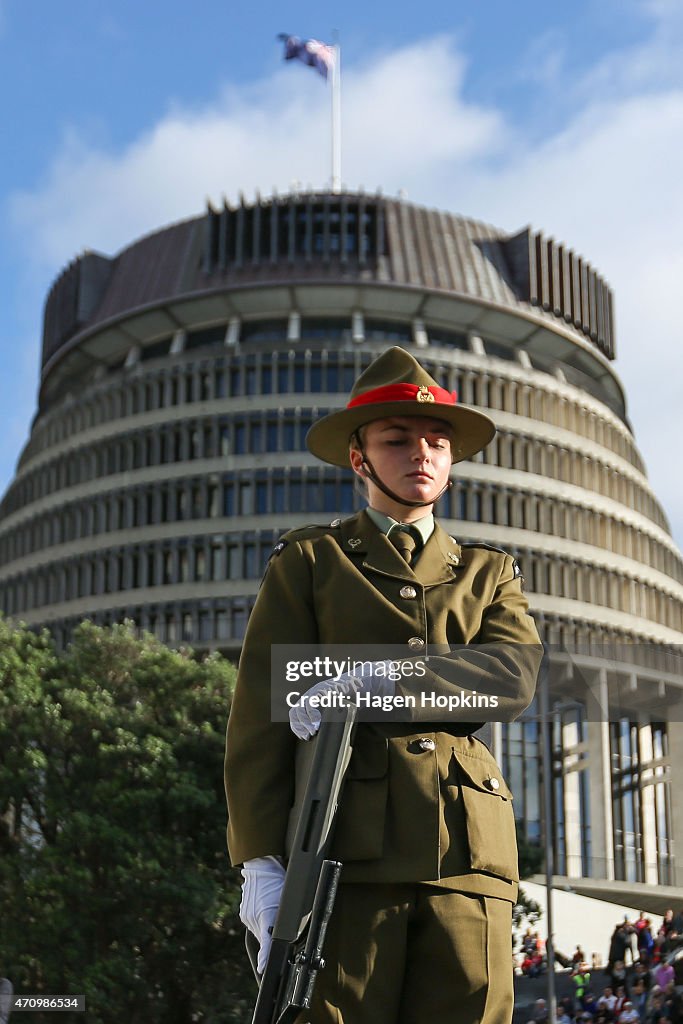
[331,32,341,193]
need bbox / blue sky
[1,0,682,546]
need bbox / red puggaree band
[347,383,458,408]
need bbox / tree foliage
[0,616,550,1017]
[0,619,255,1023]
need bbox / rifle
[248,702,357,1024]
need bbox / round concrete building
[1,191,682,898]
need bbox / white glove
[289,665,394,740]
[239,855,286,973]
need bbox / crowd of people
[520,908,683,1024]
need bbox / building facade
[1,191,682,897]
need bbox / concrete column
[562,718,583,876]
[484,485,494,526]
[667,720,683,888]
[225,316,240,347]
[413,319,428,348]
[638,715,658,884]
[585,668,614,879]
[124,344,140,368]
[287,311,301,343]
[490,721,503,765]
[480,373,491,409]
[352,310,364,342]
[168,328,186,355]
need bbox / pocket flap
[455,753,514,800]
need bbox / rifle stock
[250,705,356,1024]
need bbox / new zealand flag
[278,34,335,80]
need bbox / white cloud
[569,0,683,106]
[342,39,505,186]
[7,31,683,544]
[449,87,683,542]
[9,38,503,271]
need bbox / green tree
[0,619,255,1023]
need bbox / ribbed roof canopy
[41,190,615,379]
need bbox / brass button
[485,777,500,792]
[417,737,436,752]
[448,552,460,564]
[400,585,417,599]
[408,636,424,650]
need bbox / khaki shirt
[225,509,542,901]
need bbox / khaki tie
[389,527,419,565]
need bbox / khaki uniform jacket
[225,510,542,902]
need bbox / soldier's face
[350,416,453,515]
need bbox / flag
[278,33,335,80]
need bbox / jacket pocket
[332,733,389,862]
[455,751,519,882]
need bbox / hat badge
[416,385,435,404]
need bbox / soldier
[225,346,542,1023]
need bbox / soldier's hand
[239,855,286,973]
[288,665,394,739]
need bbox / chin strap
[359,452,452,509]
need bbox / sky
[1,0,682,547]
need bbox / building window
[273,479,285,513]
[427,327,469,350]
[216,609,229,639]
[364,319,412,344]
[240,319,288,345]
[223,484,234,517]
[231,604,247,639]
[300,318,350,343]
[610,719,644,883]
[503,718,541,846]
[239,482,254,515]
[210,544,223,580]
[340,480,355,513]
